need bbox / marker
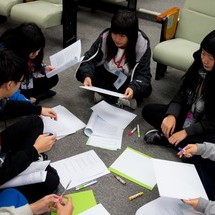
[128,127,137,136]
[75,180,97,190]
[128,192,144,201]
[178,147,185,153]
[114,175,126,185]
[137,124,140,138]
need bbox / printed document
[136,197,200,215]
[80,86,124,98]
[42,105,86,139]
[51,150,110,189]
[109,147,156,190]
[152,158,208,199]
[47,40,82,78]
[0,160,50,188]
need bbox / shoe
[38,153,48,161]
[35,90,56,103]
[94,92,104,103]
[144,129,169,146]
[117,98,137,110]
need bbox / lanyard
[113,52,126,68]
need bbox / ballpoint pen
[75,179,98,191]
[137,124,140,138]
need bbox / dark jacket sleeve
[0,146,39,185]
[76,34,103,83]
[129,43,152,95]
[1,100,42,119]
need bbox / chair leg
[155,63,167,80]
[0,15,7,25]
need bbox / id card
[114,71,127,89]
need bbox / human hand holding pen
[177,144,197,158]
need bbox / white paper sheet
[91,101,136,129]
[79,203,110,215]
[51,150,110,189]
[42,105,86,139]
[0,161,50,188]
[109,147,156,190]
[152,158,208,200]
[47,40,82,78]
[80,86,124,98]
[136,197,201,215]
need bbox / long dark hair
[106,10,138,70]
[0,23,45,70]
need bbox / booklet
[46,40,83,78]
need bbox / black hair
[0,23,45,68]
[0,49,27,86]
[106,10,139,69]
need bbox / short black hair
[0,49,27,86]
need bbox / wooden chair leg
[155,63,167,80]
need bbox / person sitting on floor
[0,23,59,104]
[0,48,59,202]
[76,9,152,110]
[142,30,215,150]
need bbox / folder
[51,190,97,215]
[109,147,156,190]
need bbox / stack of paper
[0,160,50,189]
[109,147,156,190]
[47,40,83,78]
[85,101,136,150]
[51,150,110,189]
[42,105,86,139]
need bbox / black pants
[92,67,152,104]
[21,75,59,98]
[142,103,215,147]
[1,115,59,202]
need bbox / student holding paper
[0,188,74,215]
[0,23,59,104]
[76,10,152,110]
[0,49,59,202]
[178,142,215,200]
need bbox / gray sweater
[195,142,215,214]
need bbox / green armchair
[153,0,215,80]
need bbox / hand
[168,129,188,146]
[161,115,176,138]
[83,77,92,86]
[33,133,57,153]
[183,198,199,209]
[123,87,134,100]
[41,107,57,120]
[45,65,55,72]
[178,144,197,158]
[56,196,74,215]
[30,194,59,214]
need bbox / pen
[128,127,137,136]
[128,192,144,201]
[137,124,140,138]
[75,179,98,191]
[114,175,126,185]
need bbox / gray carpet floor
[0,0,186,214]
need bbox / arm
[76,32,104,83]
[129,32,152,95]
[0,205,33,215]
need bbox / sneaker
[117,98,137,110]
[38,153,48,161]
[144,129,169,146]
[94,92,104,103]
